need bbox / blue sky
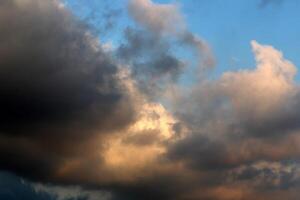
[63,0,300,79]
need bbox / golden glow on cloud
[102,68,178,180]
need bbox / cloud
[117,27,185,97]
[180,31,216,70]
[128,0,185,35]
[127,0,215,75]
[0,0,137,182]
[163,40,300,199]
[33,183,111,200]
[95,40,300,200]
[0,0,180,193]
[174,41,299,139]
[259,0,284,8]
[222,41,296,122]
[1,0,300,200]
[116,0,215,98]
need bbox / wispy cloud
[259,0,284,8]
[128,0,215,70]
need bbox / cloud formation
[165,41,300,199]
[115,0,216,100]
[0,0,137,182]
[117,27,185,97]
[0,0,300,200]
[129,0,215,68]
[0,0,179,195]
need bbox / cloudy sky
[1,0,300,200]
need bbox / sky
[64,0,300,79]
[1,0,300,200]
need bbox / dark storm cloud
[230,161,300,190]
[109,172,197,200]
[167,134,234,171]
[0,0,135,182]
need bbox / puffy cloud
[220,41,300,137]
[174,41,299,139]
[222,41,296,120]
[164,40,300,199]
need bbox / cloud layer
[0,0,299,200]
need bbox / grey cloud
[167,134,232,171]
[117,0,215,99]
[128,0,215,71]
[181,31,215,69]
[117,28,168,61]
[117,27,185,97]
[0,0,135,183]
[229,161,300,190]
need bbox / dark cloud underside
[0,0,135,182]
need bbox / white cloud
[221,40,297,119]
[128,0,185,35]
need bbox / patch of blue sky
[62,0,133,47]
[63,0,300,81]
[180,0,300,79]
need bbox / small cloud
[259,0,284,8]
